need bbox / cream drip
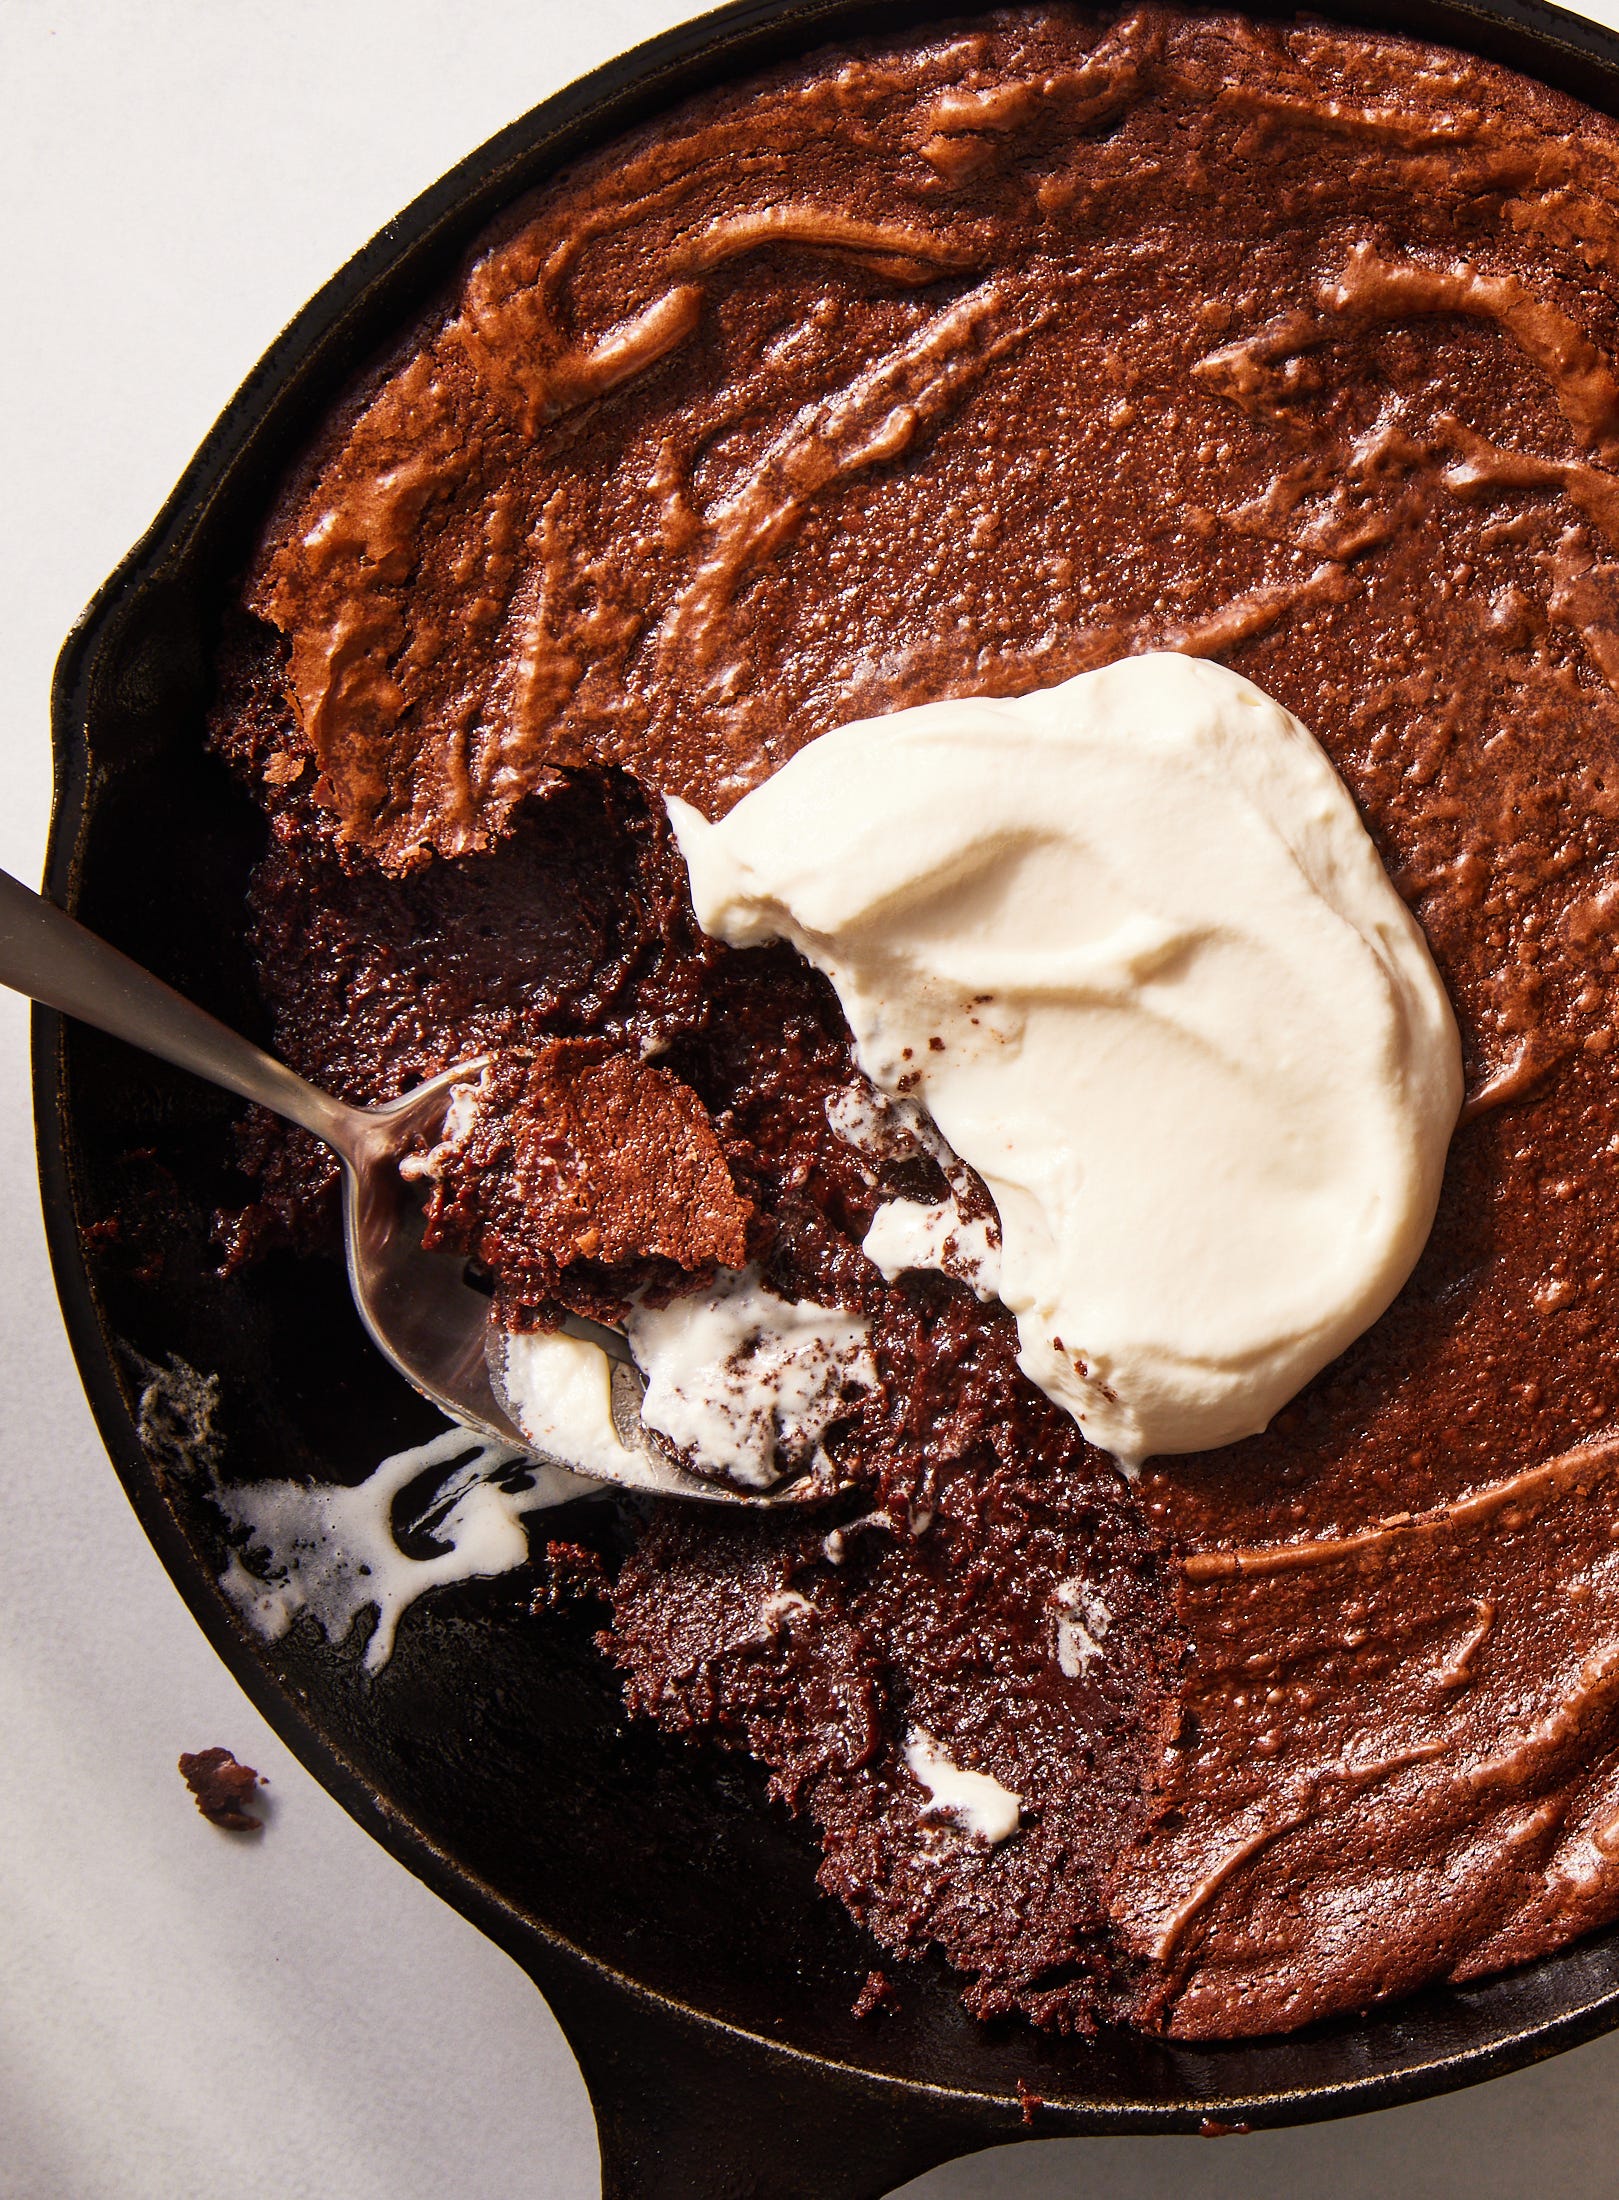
[669,653,1462,1467]
[211,1424,595,1671]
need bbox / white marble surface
[4,5,1619,2194]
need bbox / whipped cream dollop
[668,654,1462,1467]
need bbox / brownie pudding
[203,4,1619,2038]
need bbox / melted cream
[904,1728,1022,1842]
[828,1073,1004,1296]
[398,1071,486,1184]
[499,1328,672,1491]
[825,1077,951,1169]
[1051,1577,1111,1675]
[670,653,1462,1467]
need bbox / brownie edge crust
[205,6,1619,2039]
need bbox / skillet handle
[532,1958,1007,2199]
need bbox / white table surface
[6,4,1619,2193]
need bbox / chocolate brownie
[209,5,1619,2036]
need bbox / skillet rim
[34,0,1619,2162]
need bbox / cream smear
[668,653,1462,1468]
[500,1271,877,1490]
[862,1196,1001,1300]
[825,1078,1003,1297]
[625,1267,875,1488]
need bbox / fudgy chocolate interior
[204,5,1619,2038]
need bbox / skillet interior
[35,0,1619,2190]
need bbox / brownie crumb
[850,1969,899,2020]
[179,1747,264,1832]
[1015,2080,1044,2126]
[531,1540,611,1611]
[426,1042,752,1320]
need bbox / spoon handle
[0,866,356,1152]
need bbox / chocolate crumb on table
[178,1747,265,1832]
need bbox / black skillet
[33,0,1619,2192]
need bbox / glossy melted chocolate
[214,6,1619,2037]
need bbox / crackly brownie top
[245,1,1619,870]
[214,4,1619,2039]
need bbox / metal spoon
[0,866,831,1506]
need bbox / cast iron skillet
[33,0,1619,2191]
